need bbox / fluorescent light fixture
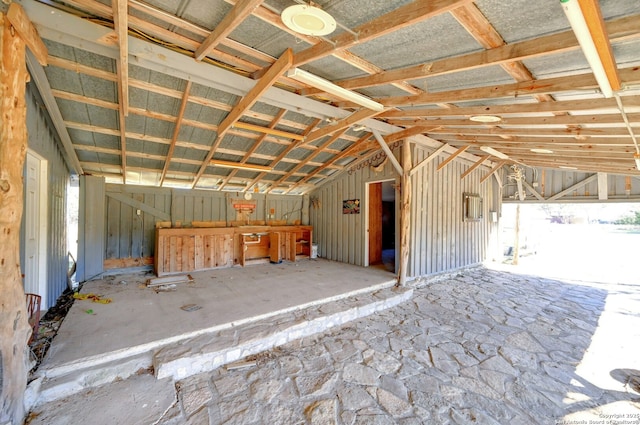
[635,153,640,171]
[281,5,336,36]
[287,68,385,112]
[560,0,616,98]
[210,159,271,172]
[559,165,578,170]
[469,115,501,123]
[480,146,510,159]
[530,148,554,154]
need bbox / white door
[24,151,47,307]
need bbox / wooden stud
[460,155,490,180]
[481,160,508,183]
[409,143,449,177]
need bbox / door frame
[24,149,48,308]
[365,178,398,269]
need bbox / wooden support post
[0,13,31,425]
[398,140,412,286]
[512,204,521,266]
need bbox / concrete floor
[39,259,395,372]
[28,264,640,424]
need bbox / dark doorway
[368,181,396,272]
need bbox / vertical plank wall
[102,184,306,263]
[20,83,70,308]
[310,143,501,278]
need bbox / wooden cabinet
[155,227,234,276]
[155,225,312,276]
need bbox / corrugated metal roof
[18,0,640,193]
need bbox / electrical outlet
[136,209,141,216]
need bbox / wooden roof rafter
[379,67,640,107]
[160,80,192,186]
[243,118,322,193]
[293,133,375,192]
[191,48,293,188]
[292,0,474,67]
[194,0,264,62]
[276,129,351,194]
[218,109,287,191]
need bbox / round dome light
[281,5,337,36]
[469,115,502,123]
[530,148,554,154]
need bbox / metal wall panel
[310,144,501,278]
[102,184,305,261]
[22,83,70,308]
[502,167,640,203]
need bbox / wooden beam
[105,192,171,220]
[304,108,383,147]
[278,129,349,193]
[243,118,321,192]
[294,134,374,188]
[380,67,640,107]
[597,172,608,200]
[6,3,47,66]
[112,0,128,116]
[117,105,127,183]
[219,109,287,191]
[232,121,304,140]
[194,0,264,61]
[547,173,598,201]
[409,143,449,177]
[437,145,469,171]
[522,180,545,201]
[293,0,472,67]
[160,80,191,186]
[385,126,436,144]
[388,112,640,127]
[25,53,83,174]
[578,0,621,92]
[0,13,31,424]
[516,177,525,201]
[481,160,508,183]
[192,48,293,188]
[460,155,490,179]
[336,15,638,92]
[398,140,412,286]
[372,129,403,175]
[379,95,640,118]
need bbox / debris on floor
[146,274,194,287]
[73,293,112,304]
[180,304,202,312]
[28,288,77,375]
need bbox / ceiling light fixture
[287,68,385,112]
[480,146,510,159]
[210,159,271,172]
[530,148,554,154]
[469,115,501,123]
[559,165,578,170]
[281,4,337,36]
[560,0,620,98]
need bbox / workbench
[154,225,312,276]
